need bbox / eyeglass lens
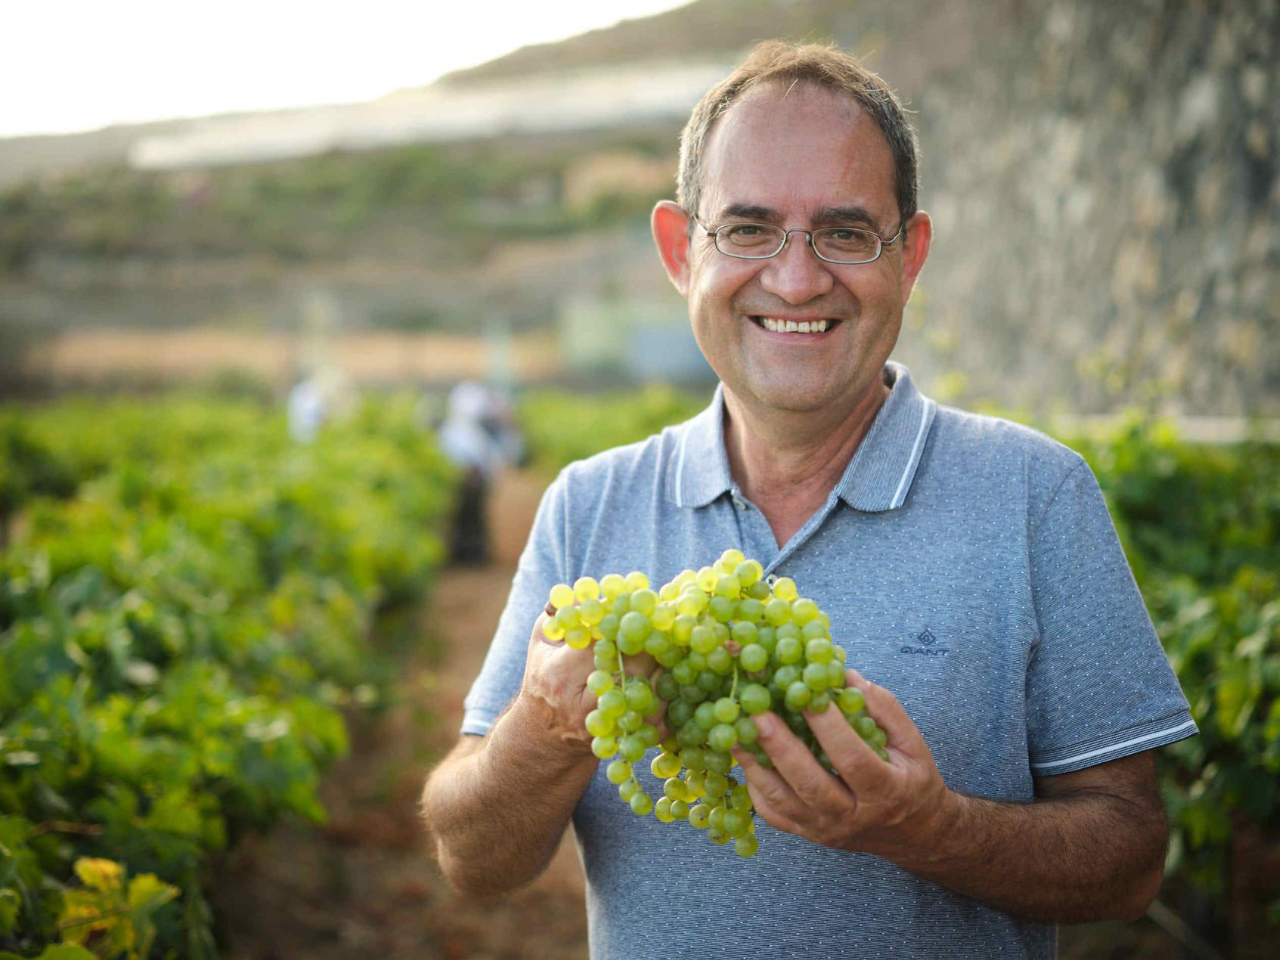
[716,223,881,263]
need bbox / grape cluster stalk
[544,549,888,858]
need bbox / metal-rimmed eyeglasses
[691,214,904,265]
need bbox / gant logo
[900,628,948,657]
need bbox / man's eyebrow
[812,205,881,230]
[718,203,780,222]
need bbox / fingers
[846,669,930,759]
[748,712,849,810]
[732,744,804,831]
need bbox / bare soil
[213,468,589,960]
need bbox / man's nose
[758,232,835,304]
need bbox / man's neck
[722,373,891,547]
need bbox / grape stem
[730,661,739,701]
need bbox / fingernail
[754,713,774,737]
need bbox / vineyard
[1,387,1277,958]
[0,394,455,958]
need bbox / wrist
[888,787,973,873]
[508,688,596,760]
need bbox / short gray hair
[677,41,920,231]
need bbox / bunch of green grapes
[543,549,888,858]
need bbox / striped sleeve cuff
[460,711,495,737]
[1029,711,1198,775]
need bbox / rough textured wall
[900,0,1279,414]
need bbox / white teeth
[757,317,833,333]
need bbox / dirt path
[215,468,589,960]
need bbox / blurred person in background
[422,41,1195,959]
[438,379,523,565]
[287,365,354,443]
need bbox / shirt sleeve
[1025,459,1197,776]
[460,469,570,736]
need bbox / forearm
[422,694,598,896]
[891,788,1168,922]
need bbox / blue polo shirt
[462,362,1195,960]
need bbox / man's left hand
[731,668,955,864]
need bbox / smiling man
[421,42,1196,959]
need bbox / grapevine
[545,549,888,857]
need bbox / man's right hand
[517,610,666,754]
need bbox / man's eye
[720,224,777,247]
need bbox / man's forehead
[699,81,896,222]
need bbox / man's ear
[899,210,932,305]
[651,200,692,297]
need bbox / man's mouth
[749,316,841,334]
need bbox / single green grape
[735,833,760,858]
[629,792,654,816]
[585,710,614,737]
[625,678,656,714]
[592,736,618,758]
[623,570,649,592]
[715,574,741,598]
[709,722,738,752]
[764,597,792,626]
[791,598,820,625]
[703,771,729,798]
[734,559,763,586]
[606,760,632,784]
[554,605,581,630]
[651,604,676,631]
[803,661,829,691]
[740,643,768,672]
[719,548,746,570]
[731,620,758,645]
[618,734,646,763]
[680,746,706,771]
[708,806,727,833]
[654,796,675,822]
[739,683,772,715]
[689,625,717,654]
[597,689,626,719]
[809,690,832,713]
[694,701,718,730]
[656,674,680,701]
[549,583,576,609]
[708,596,737,623]
[670,799,690,820]
[722,809,750,837]
[565,627,591,650]
[706,646,734,675]
[713,696,740,723]
[704,750,733,775]
[785,680,813,711]
[618,709,643,733]
[775,636,804,664]
[587,670,614,696]
[734,715,759,745]
[689,803,712,829]
[708,827,732,846]
[651,751,682,779]
[771,576,798,602]
[730,783,753,811]
[838,687,866,715]
[631,588,658,617]
[600,573,626,600]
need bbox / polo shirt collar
[669,362,937,513]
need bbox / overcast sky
[1,0,693,139]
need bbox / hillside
[1,0,1277,415]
